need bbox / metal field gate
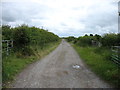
[111,46,120,65]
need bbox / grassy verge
[73,44,120,88]
[2,40,61,87]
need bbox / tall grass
[73,45,120,88]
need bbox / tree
[2,25,13,40]
[66,36,76,42]
[101,33,118,47]
[94,34,101,41]
[90,34,93,36]
[13,25,30,49]
[77,36,92,46]
[85,34,88,36]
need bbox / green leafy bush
[2,24,60,56]
[101,33,118,47]
[2,25,13,40]
[13,25,30,49]
[65,36,76,42]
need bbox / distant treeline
[2,24,60,55]
[65,33,120,47]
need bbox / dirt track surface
[11,40,111,88]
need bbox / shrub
[13,25,30,50]
[101,33,118,47]
[66,36,76,42]
[21,46,34,56]
[77,36,92,46]
[2,24,60,56]
[2,25,13,40]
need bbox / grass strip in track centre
[2,40,61,87]
[73,44,120,88]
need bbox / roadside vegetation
[66,33,120,88]
[2,24,60,87]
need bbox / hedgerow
[2,24,59,55]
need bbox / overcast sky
[1,0,119,37]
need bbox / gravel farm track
[10,39,111,88]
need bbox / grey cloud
[60,23,68,26]
[2,2,53,25]
[2,15,16,22]
[2,0,118,37]
[78,6,117,35]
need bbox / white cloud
[1,0,119,37]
